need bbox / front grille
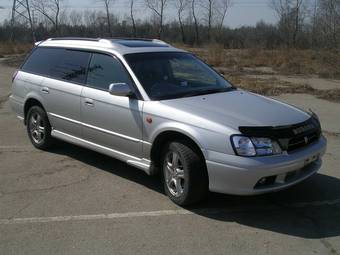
[239,115,321,153]
[286,131,319,152]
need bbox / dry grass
[318,89,340,102]
[227,75,340,103]
[179,44,340,78]
[2,55,27,67]
[176,43,340,102]
[205,43,225,67]
[0,42,33,56]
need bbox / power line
[10,0,35,41]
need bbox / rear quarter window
[21,47,90,84]
[21,47,59,76]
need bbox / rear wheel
[162,141,208,206]
[26,106,54,150]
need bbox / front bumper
[206,136,327,195]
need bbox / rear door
[28,47,90,138]
[81,53,143,158]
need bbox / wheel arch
[149,130,208,175]
[24,97,46,125]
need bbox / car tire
[26,106,54,150]
[162,140,209,206]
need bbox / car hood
[159,90,311,132]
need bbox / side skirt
[51,130,151,174]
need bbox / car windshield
[124,52,234,100]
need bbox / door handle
[84,98,94,107]
[41,87,49,94]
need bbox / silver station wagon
[10,38,327,205]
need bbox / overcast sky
[0,0,276,28]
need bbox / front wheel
[162,141,209,206]
[26,106,54,150]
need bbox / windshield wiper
[176,87,235,98]
[155,87,236,100]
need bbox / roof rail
[109,37,168,45]
[42,37,170,48]
[46,37,168,43]
[48,37,101,42]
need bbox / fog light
[254,175,277,189]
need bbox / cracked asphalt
[1,60,340,255]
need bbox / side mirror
[108,83,133,97]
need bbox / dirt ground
[1,58,340,255]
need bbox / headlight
[231,136,256,156]
[231,136,282,157]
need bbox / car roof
[36,37,185,55]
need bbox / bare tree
[98,0,114,37]
[69,10,83,27]
[270,0,306,47]
[216,0,232,32]
[191,0,200,44]
[200,0,214,40]
[32,0,62,33]
[270,0,290,46]
[318,0,340,48]
[200,0,231,40]
[292,0,305,46]
[84,10,98,27]
[145,0,168,39]
[310,0,319,47]
[174,0,189,43]
[129,0,137,37]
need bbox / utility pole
[11,0,36,42]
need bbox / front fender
[145,119,236,159]
[142,101,238,159]
[149,121,208,157]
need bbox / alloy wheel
[164,151,186,197]
[29,112,45,144]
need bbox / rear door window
[22,47,90,84]
[49,49,90,84]
[86,53,132,90]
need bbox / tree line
[0,0,339,49]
